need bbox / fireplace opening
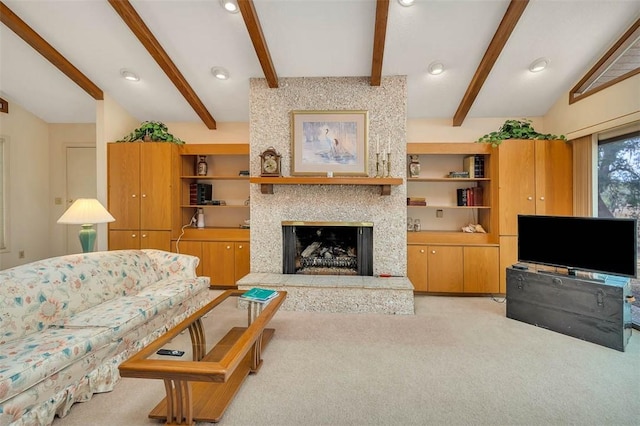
[282,221,373,276]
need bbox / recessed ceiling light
[428,62,445,75]
[220,0,239,13]
[211,66,230,80]
[398,0,415,6]
[529,57,550,73]
[120,69,139,82]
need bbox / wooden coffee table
[118,289,286,425]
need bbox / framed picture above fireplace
[291,110,368,176]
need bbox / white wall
[545,73,640,139]
[49,123,96,256]
[0,101,50,269]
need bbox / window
[570,19,640,104]
[597,128,640,218]
[597,125,640,328]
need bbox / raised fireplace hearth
[282,221,373,276]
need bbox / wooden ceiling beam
[452,0,529,127]
[108,0,217,129]
[370,0,390,86]
[0,1,103,100]
[238,0,278,88]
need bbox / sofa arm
[142,249,200,280]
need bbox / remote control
[156,349,185,357]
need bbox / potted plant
[118,121,184,144]
[476,119,565,147]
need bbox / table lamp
[57,198,115,253]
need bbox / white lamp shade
[57,198,115,225]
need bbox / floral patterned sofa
[0,249,211,426]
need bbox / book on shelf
[448,171,470,178]
[457,188,467,206]
[240,287,278,303]
[407,197,427,206]
[190,183,213,205]
[462,155,485,178]
[457,186,483,206]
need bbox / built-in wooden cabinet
[171,144,251,287]
[171,236,250,288]
[406,143,500,294]
[177,144,250,231]
[107,142,178,250]
[407,244,499,293]
[109,230,171,251]
[497,139,573,292]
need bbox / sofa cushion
[56,277,209,339]
[142,249,199,280]
[0,250,159,344]
[0,327,113,405]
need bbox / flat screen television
[517,215,638,278]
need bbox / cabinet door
[498,140,535,235]
[172,240,203,276]
[234,242,250,282]
[109,230,140,250]
[140,230,171,251]
[407,245,428,291]
[140,143,173,230]
[534,140,573,216]
[108,143,140,230]
[427,246,463,292]
[202,242,236,287]
[499,235,518,294]
[463,246,499,293]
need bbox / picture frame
[291,110,368,176]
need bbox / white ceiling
[1,0,639,125]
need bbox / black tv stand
[506,266,632,351]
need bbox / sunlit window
[598,129,640,219]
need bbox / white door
[65,147,97,254]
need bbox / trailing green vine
[476,119,565,147]
[118,121,184,144]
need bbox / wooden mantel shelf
[249,176,403,195]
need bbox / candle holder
[375,153,383,178]
[386,152,392,177]
[381,157,387,179]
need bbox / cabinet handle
[141,194,147,198]
[226,245,231,249]
[420,249,424,253]
[539,196,545,201]
[141,234,147,238]
[238,245,243,249]
[527,196,533,201]
[131,194,136,198]
[131,233,137,238]
[431,250,436,254]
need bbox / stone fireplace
[282,221,373,276]
[237,76,414,314]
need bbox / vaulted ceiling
[1,0,639,128]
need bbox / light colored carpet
[54,294,639,426]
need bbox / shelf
[408,177,490,182]
[407,230,498,245]
[407,205,491,209]
[249,176,403,195]
[182,175,250,180]
[178,227,249,241]
[182,205,249,208]
[180,144,249,156]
